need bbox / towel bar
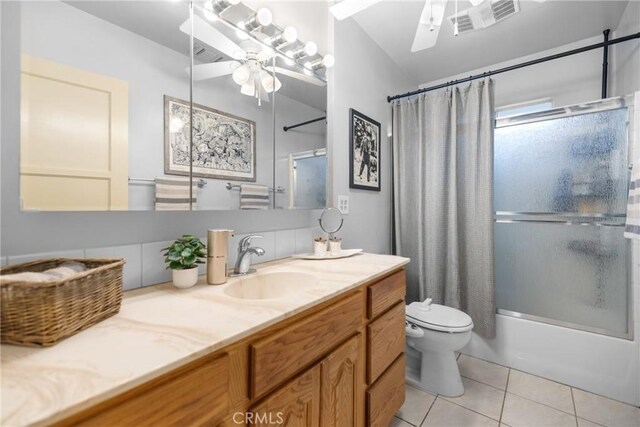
[226,182,285,193]
[128,177,207,188]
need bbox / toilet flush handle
[418,298,433,311]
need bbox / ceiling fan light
[232,65,251,85]
[260,70,281,93]
[240,82,255,97]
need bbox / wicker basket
[0,258,125,347]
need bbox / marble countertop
[1,253,409,426]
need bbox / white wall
[419,34,606,109]
[20,1,325,211]
[611,0,640,97]
[327,18,413,254]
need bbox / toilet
[405,298,474,397]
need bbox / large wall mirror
[18,0,329,212]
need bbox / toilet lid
[406,301,473,332]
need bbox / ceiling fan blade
[268,66,326,87]
[329,0,385,20]
[180,15,245,60]
[411,0,447,52]
[191,61,241,81]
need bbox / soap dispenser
[207,229,234,285]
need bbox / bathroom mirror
[17,0,329,212]
[318,207,344,238]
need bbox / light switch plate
[337,195,349,214]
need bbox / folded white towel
[0,261,87,284]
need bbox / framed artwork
[164,95,256,181]
[349,108,381,191]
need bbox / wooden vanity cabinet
[56,268,406,427]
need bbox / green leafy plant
[162,235,207,270]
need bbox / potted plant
[162,235,206,289]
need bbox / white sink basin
[223,272,319,300]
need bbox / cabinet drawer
[367,270,405,319]
[251,292,363,398]
[367,302,405,384]
[367,354,405,427]
[72,353,229,427]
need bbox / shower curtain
[392,79,496,338]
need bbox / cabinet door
[320,334,364,427]
[250,365,321,427]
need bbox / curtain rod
[283,116,326,132]
[387,31,640,103]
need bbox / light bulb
[282,26,297,44]
[304,41,318,56]
[303,61,312,69]
[232,65,250,85]
[240,83,255,97]
[203,0,217,21]
[169,117,185,133]
[235,22,249,40]
[260,70,281,93]
[256,8,272,26]
[322,54,335,68]
[303,68,313,76]
[283,57,295,66]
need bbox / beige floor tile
[396,384,436,426]
[507,370,574,414]
[577,418,604,427]
[501,393,577,427]
[573,389,640,427]
[390,416,414,427]
[458,355,510,390]
[422,398,499,427]
[442,377,505,420]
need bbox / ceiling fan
[329,0,532,52]
[179,15,326,105]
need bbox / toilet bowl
[405,298,473,397]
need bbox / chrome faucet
[233,235,265,275]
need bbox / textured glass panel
[294,156,326,208]
[495,109,628,214]
[495,222,629,335]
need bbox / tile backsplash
[2,227,322,291]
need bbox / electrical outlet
[337,195,349,214]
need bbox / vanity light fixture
[267,26,298,48]
[304,54,335,70]
[240,7,273,31]
[203,0,240,20]
[287,41,318,60]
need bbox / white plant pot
[172,267,199,289]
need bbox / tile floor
[392,354,640,427]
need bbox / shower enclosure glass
[494,97,632,339]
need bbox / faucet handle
[239,235,263,251]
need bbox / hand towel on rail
[240,184,269,210]
[155,177,197,211]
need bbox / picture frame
[349,108,381,191]
[164,95,256,181]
